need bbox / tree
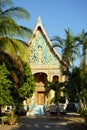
[0,64,14,115]
[0,0,31,38]
[49,81,64,117]
[76,30,87,67]
[79,66,87,109]
[0,62,35,114]
[52,28,79,69]
[66,66,87,109]
[0,0,33,99]
[0,0,32,63]
[50,81,61,103]
[18,62,35,100]
[0,0,35,113]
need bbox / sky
[13,0,87,66]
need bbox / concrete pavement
[0,116,70,130]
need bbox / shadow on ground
[63,113,87,130]
[11,116,69,130]
[1,113,87,130]
[68,122,87,130]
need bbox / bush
[50,97,55,104]
[0,116,8,124]
[59,96,66,103]
[81,108,87,122]
[8,115,19,125]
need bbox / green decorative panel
[29,30,60,65]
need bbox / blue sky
[13,0,87,66]
[13,0,87,37]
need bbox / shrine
[25,17,66,115]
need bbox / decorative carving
[29,31,60,66]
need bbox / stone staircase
[29,105,45,116]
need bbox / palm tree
[52,28,79,70]
[66,66,87,109]
[77,30,87,68]
[0,0,32,83]
[0,0,32,62]
[0,0,32,95]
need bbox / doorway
[38,92,45,105]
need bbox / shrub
[81,108,87,122]
[59,96,66,103]
[8,115,19,125]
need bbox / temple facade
[25,17,66,115]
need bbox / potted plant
[8,115,17,125]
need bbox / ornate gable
[28,17,65,69]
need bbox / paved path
[0,116,70,130]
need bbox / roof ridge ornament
[38,16,42,24]
[28,17,66,66]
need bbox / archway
[34,72,47,105]
[52,75,59,82]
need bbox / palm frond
[51,36,64,49]
[0,36,29,62]
[19,26,32,38]
[0,51,24,74]
[52,42,63,49]
[0,36,18,56]
[0,7,30,20]
[0,16,21,36]
[0,16,32,38]
[51,36,63,44]
[0,0,13,10]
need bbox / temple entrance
[22,17,66,116]
[38,92,45,105]
[34,72,47,105]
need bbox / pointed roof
[28,17,66,66]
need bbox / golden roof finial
[38,16,42,24]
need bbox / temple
[24,17,66,116]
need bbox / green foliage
[50,81,64,103]
[44,81,52,94]
[0,0,31,38]
[0,64,14,106]
[52,29,87,108]
[0,17,32,38]
[0,0,34,107]
[81,108,87,117]
[77,30,87,67]
[81,108,87,122]
[59,96,66,103]
[66,66,87,109]
[50,97,55,104]
[18,62,35,99]
[0,0,13,10]
[0,62,35,112]
[0,0,32,64]
[51,96,66,104]
[52,28,79,68]
[0,0,30,20]
[7,114,19,124]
